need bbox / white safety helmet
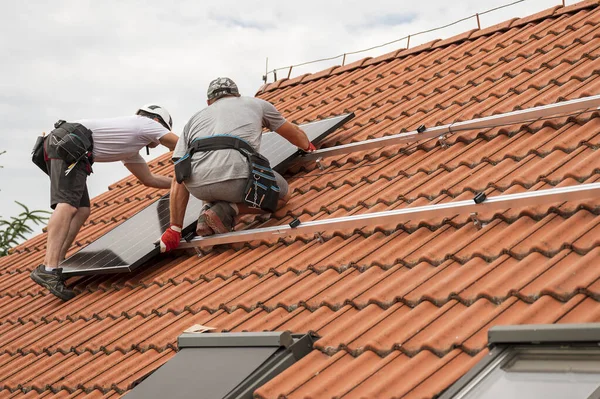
[136,104,173,130]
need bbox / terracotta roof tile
[515,6,564,27]
[332,57,372,75]
[3,2,600,397]
[471,19,520,39]
[558,0,600,15]
[362,49,406,67]
[433,29,479,49]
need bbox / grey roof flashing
[178,331,294,349]
[489,323,600,345]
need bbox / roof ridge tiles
[258,3,599,94]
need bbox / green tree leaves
[0,151,50,256]
[0,202,50,256]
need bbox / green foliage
[0,202,50,257]
[0,151,50,256]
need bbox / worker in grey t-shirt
[159,77,315,253]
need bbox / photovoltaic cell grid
[60,113,354,276]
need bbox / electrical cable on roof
[293,108,598,178]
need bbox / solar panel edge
[272,112,354,173]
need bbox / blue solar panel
[60,113,354,275]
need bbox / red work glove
[160,224,182,253]
[302,142,316,152]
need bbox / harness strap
[188,135,255,160]
[175,135,280,212]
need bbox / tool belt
[174,135,280,213]
[33,120,94,175]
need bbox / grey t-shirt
[173,96,286,188]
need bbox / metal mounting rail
[298,94,600,162]
[178,182,600,249]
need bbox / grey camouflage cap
[207,77,240,101]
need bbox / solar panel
[262,114,354,171]
[60,113,354,276]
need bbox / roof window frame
[439,323,600,399]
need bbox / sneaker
[203,202,236,234]
[30,265,76,301]
[196,203,214,237]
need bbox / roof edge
[257,0,600,95]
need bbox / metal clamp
[315,157,325,171]
[289,218,301,228]
[438,135,449,149]
[314,232,324,244]
[474,192,487,204]
[470,212,483,230]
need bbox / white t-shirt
[75,115,169,164]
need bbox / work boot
[196,203,214,236]
[203,202,236,234]
[30,265,76,301]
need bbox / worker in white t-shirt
[30,105,179,301]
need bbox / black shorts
[44,126,92,210]
[45,151,90,210]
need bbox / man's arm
[158,176,189,253]
[159,132,179,151]
[275,122,312,150]
[169,177,189,227]
[125,162,172,189]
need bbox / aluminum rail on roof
[298,94,600,162]
[178,182,600,249]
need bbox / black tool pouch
[243,152,280,213]
[55,125,93,165]
[31,135,49,175]
[174,154,192,184]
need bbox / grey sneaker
[203,202,236,234]
[196,203,215,237]
[30,265,76,301]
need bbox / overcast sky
[0,0,569,236]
